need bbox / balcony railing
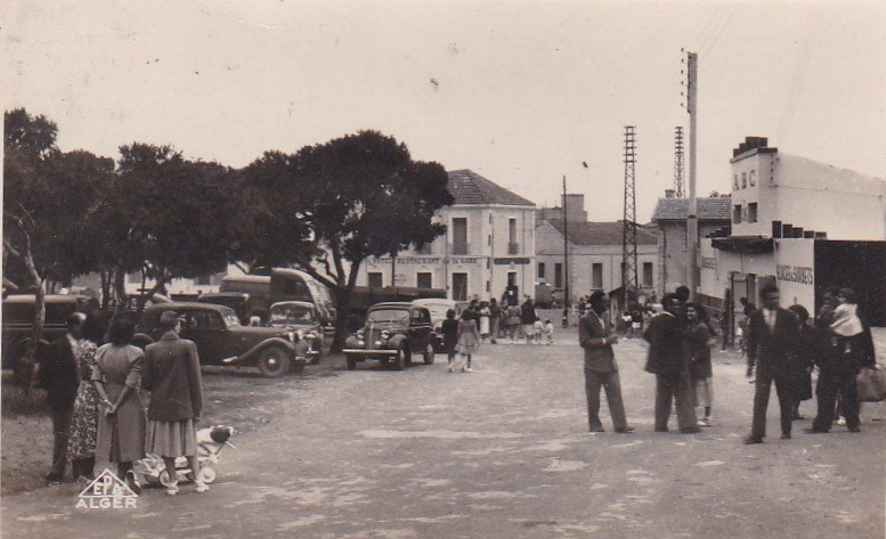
[451,242,470,255]
[507,242,520,255]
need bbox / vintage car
[1,294,91,371]
[196,292,261,326]
[267,301,323,364]
[412,298,462,352]
[133,302,306,377]
[342,302,435,370]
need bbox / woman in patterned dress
[67,313,100,485]
[452,309,480,373]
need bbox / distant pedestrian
[142,311,207,495]
[579,291,633,433]
[453,309,480,373]
[441,309,459,369]
[684,303,714,427]
[543,319,555,345]
[644,294,699,434]
[520,298,538,344]
[787,305,815,421]
[505,305,521,342]
[478,302,491,342]
[744,284,798,444]
[489,298,501,344]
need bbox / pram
[134,425,236,487]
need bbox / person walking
[441,309,459,370]
[744,284,799,444]
[67,329,99,485]
[579,291,633,433]
[93,317,147,493]
[453,309,480,373]
[684,303,714,427]
[506,305,521,343]
[488,298,501,344]
[478,302,491,343]
[142,311,207,495]
[644,294,700,433]
[34,313,87,485]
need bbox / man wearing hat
[142,311,207,495]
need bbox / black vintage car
[133,302,305,377]
[267,301,323,364]
[1,294,91,371]
[342,302,435,371]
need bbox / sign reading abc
[776,265,814,285]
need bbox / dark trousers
[585,368,627,431]
[654,373,697,431]
[49,403,75,479]
[750,368,793,439]
[813,369,860,431]
[71,457,96,480]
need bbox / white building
[698,136,886,326]
[360,169,537,302]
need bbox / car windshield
[367,309,410,325]
[419,303,452,322]
[270,304,317,325]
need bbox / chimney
[664,189,675,199]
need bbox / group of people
[578,283,877,442]
[33,309,207,496]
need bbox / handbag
[856,364,886,402]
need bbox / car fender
[388,334,408,349]
[233,337,295,366]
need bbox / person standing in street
[142,311,207,495]
[579,291,633,433]
[644,294,700,433]
[520,297,538,344]
[34,313,87,484]
[684,303,715,427]
[67,327,100,485]
[488,298,501,344]
[787,305,815,421]
[454,309,480,373]
[744,284,799,444]
[441,309,459,370]
[478,301,491,343]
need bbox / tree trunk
[330,288,353,352]
[99,269,112,311]
[113,267,128,314]
[18,248,45,391]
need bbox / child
[543,319,555,345]
[532,319,544,344]
[441,309,459,370]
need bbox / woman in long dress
[93,317,147,493]
[67,315,99,484]
[452,309,480,373]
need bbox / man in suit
[644,293,700,433]
[34,312,86,484]
[579,291,633,433]
[744,284,799,444]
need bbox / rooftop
[447,169,536,207]
[547,220,658,245]
[651,197,732,222]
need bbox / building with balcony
[360,169,537,301]
[698,136,886,327]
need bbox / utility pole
[562,175,570,327]
[622,126,638,310]
[674,126,685,198]
[686,51,699,301]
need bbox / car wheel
[256,346,290,378]
[394,346,408,370]
[346,355,357,371]
[423,342,435,365]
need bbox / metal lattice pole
[674,126,685,198]
[622,125,638,309]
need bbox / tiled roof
[547,220,658,245]
[651,197,732,222]
[447,169,536,207]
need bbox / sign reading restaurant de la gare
[776,264,814,285]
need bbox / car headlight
[356,329,364,339]
[305,331,317,340]
[381,330,391,340]
[296,329,305,339]
[287,331,295,342]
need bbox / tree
[277,130,453,350]
[3,108,110,385]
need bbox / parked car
[132,302,305,378]
[267,301,323,364]
[412,298,462,352]
[1,294,91,371]
[196,292,260,325]
[342,302,435,371]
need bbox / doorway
[452,273,468,301]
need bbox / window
[452,273,468,301]
[733,205,743,224]
[452,218,468,255]
[748,202,758,223]
[507,272,516,287]
[643,262,654,287]
[538,262,546,280]
[592,263,603,289]
[733,174,740,190]
[368,272,383,288]
[749,170,756,186]
[416,272,432,289]
[508,218,517,244]
[741,172,747,189]
[554,263,563,288]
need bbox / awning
[711,236,774,254]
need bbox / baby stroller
[134,425,236,487]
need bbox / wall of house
[658,220,726,296]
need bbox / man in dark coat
[744,284,799,444]
[34,312,86,484]
[644,293,699,433]
[579,291,633,433]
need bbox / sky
[4,1,885,222]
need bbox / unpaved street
[2,338,884,539]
